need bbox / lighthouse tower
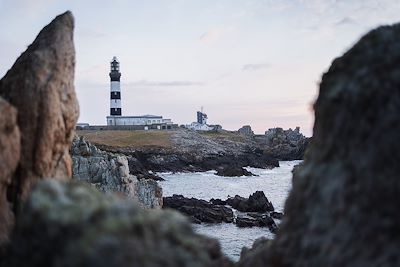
[109,56,122,116]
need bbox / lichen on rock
[3,180,233,267]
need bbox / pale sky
[1,0,400,136]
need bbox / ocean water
[158,160,300,261]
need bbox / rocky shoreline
[78,127,309,179]
[163,191,281,233]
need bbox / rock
[0,11,79,206]
[2,180,233,267]
[71,136,162,209]
[210,198,227,205]
[236,214,278,232]
[236,216,259,227]
[246,23,400,267]
[263,127,310,160]
[270,211,283,220]
[0,97,20,244]
[238,125,254,136]
[226,191,274,212]
[216,166,254,177]
[237,237,271,267]
[163,195,234,223]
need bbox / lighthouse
[109,56,121,116]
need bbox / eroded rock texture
[2,180,233,267]
[0,97,20,244]
[71,136,163,209]
[0,11,78,206]
[245,23,400,267]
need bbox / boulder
[71,136,162,209]
[237,214,278,232]
[263,127,310,160]
[0,97,20,244]
[238,125,254,136]
[2,180,233,267]
[245,23,400,266]
[216,166,254,177]
[226,191,274,212]
[0,11,78,206]
[163,195,234,223]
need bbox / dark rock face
[227,191,274,212]
[0,97,20,244]
[0,12,78,206]
[245,24,400,267]
[236,214,278,233]
[216,166,254,177]
[2,181,233,267]
[163,195,234,223]
[71,136,163,209]
[237,237,271,267]
[238,125,254,136]
[263,127,310,160]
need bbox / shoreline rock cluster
[163,191,281,233]
[71,136,163,209]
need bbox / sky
[1,0,400,136]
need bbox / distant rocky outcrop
[163,194,234,223]
[0,11,78,242]
[163,192,280,231]
[226,191,274,213]
[239,22,400,267]
[2,180,233,267]
[262,127,310,160]
[71,136,162,209]
[238,125,254,136]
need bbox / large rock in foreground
[2,180,233,267]
[0,97,20,244]
[0,11,78,206]
[245,23,400,266]
[71,136,162,209]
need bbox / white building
[185,110,213,131]
[107,115,173,126]
[106,57,174,127]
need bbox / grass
[198,130,246,141]
[76,130,174,148]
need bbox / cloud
[242,63,270,71]
[127,80,204,87]
[199,28,223,44]
[334,17,358,27]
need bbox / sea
[158,160,300,261]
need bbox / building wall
[107,116,164,126]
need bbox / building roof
[106,115,163,119]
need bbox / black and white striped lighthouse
[109,56,122,116]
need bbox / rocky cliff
[0,11,78,244]
[71,136,162,209]
[237,21,400,267]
